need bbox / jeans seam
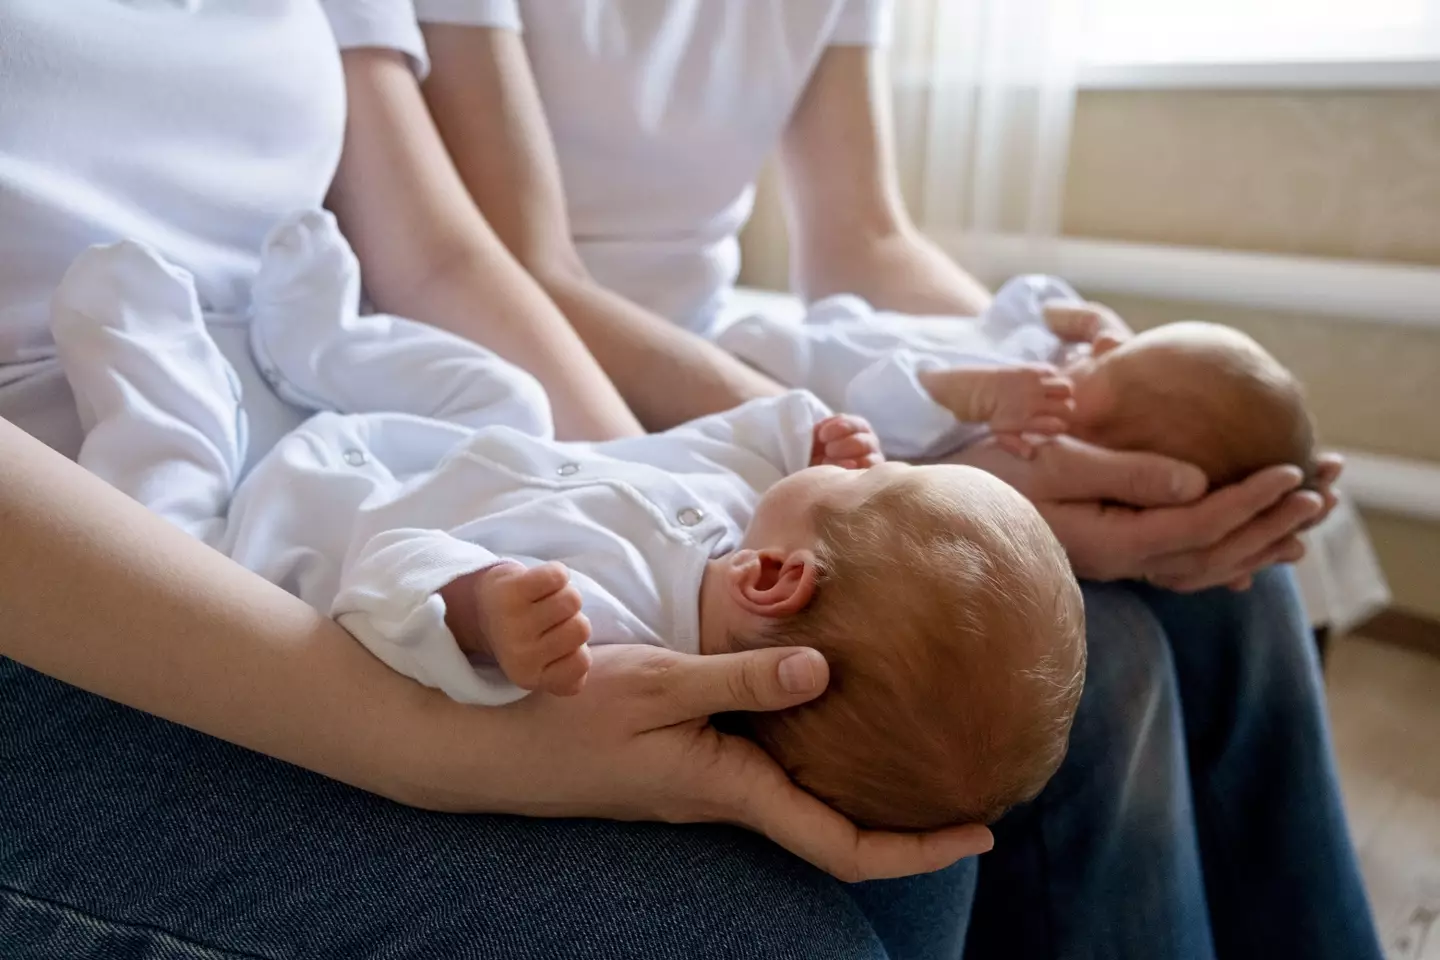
[0,881,274,960]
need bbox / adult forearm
[539,271,785,431]
[386,247,645,441]
[0,420,475,804]
[778,46,993,318]
[330,48,642,443]
[796,227,993,317]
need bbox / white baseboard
[1077,58,1440,91]
[1335,449,1440,524]
[931,232,1440,329]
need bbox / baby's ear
[1093,334,1124,357]
[728,548,819,620]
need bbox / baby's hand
[987,364,1075,435]
[812,414,884,469]
[463,561,593,696]
[1043,300,1133,353]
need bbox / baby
[51,212,1085,831]
[717,276,1318,488]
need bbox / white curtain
[889,0,1084,276]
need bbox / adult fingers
[1036,438,1207,507]
[1305,452,1344,528]
[1172,534,1306,595]
[1191,493,1318,579]
[1315,452,1344,486]
[1229,534,1307,579]
[1125,465,1304,559]
[629,646,830,728]
[1147,494,1316,593]
[715,738,994,881]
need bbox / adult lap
[0,660,885,960]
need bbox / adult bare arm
[779,46,993,316]
[0,417,450,800]
[328,48,642,442]
[1,420,990,879]
[782,48,1346,587]
[419,26,785,431]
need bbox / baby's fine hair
[733,469,1086,830]
[1094,322,1317,489]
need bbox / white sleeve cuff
[829,0,894,46]
[322,0,431,78]
[847,352,985,460]
[413,0,523,31]
[332,528,527,706]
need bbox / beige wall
[1064,91,1440,265]
[739,88,1440,618]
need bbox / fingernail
[779,651,821,694]
[1171,470,1202,500]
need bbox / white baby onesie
[50,211,829,706]
[716,276,1082,460]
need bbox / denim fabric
[1,568,1380,960]
[965,568,1383,960]
[0,661,885,959]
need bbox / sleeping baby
[50,212,1085,831]
[717,276,1319,487]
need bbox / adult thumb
[1049,441,1207,507]
[635,646,831,727]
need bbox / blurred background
[738,2,1440,955]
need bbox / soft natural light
[1083,0,1440,65]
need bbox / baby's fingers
[825,434,878,464]
[1042,376,1074,400]
[816,414,872,444]
[994,433,1040,459]
[536,646,593,697]
[505,612,593,690]
[530,584,586,634]
[1021,416,1070,436]
[512,561,572,602]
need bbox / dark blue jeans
[960,568,1382,960]
[1,569,1377,959]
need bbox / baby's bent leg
[50,241,245,546]
[249,210,554,438]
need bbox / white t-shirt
[0,0,425,456]
[415,0,893,336]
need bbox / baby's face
[744,461,998,551]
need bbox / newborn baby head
[1067,322,1317,488]
[702,462,1086,830]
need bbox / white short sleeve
[320,0,431,77]
[412,0,522,31]
[829,0,893,46]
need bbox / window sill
[1078,58,1440,91]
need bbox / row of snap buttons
[337,455,708,528]
[555,462,706,527]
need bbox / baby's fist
[471,561,593,696]
[988,365,1075,435]
[812,414,884,469]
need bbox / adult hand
[950,436,1343,593]
[411,643,994,882]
